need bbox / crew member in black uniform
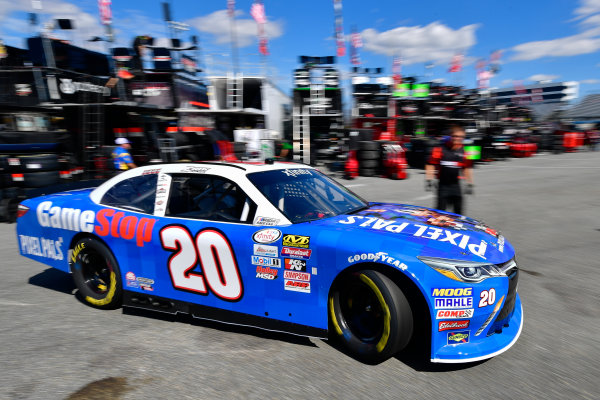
[425,125,473,214]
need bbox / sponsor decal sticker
[284,258,307,271]
[181,166,210,174]
[348,252,407,271]
[447,330,470,344]
[438,320,470,331]
[256,266,278,280]
[281,247,311,259]
[19,235,64,261]
[282,169,312,178]
[282,234,310,249]
[251,256,281,268]
[434,297,473,309]
[125,272,136,281]
[435,309,474,319]
[35,202,156,247]
[432,288,472,297]
[253,244,278,257]
[142,168,161,175]
[284,279,310,293]
[136,277,155,285]
[252,228,282,244]
[283,270,310,282]
[254,216,279,226]
[140,284,154,291]
[338,216,488,259]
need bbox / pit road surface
[1,151,598,399]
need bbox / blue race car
[16,162,522,364]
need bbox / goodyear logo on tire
[282,234,310,248]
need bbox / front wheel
[70,238,123,309]
[329,270,413,364]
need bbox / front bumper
[431,294,523,363]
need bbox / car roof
[89,161,316,204]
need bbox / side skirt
[123,290,328,339]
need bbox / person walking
[425,125,473,215]
[112,137,137,171]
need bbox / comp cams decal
[338,216,488,259]
[436,309,474,319]
[36,202,156,247]
[160,225,243,301]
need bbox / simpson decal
[283,270,310,282]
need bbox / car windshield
[247,168,367,223]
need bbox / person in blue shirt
[112,137,137,171]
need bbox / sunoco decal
[447,331,470,344]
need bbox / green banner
[464,145,481,160]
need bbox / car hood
[313,203,512,263]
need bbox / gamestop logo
[436,309,474,319]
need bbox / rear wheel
[329,270,413,363]
[70,238,123,309]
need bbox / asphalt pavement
[0,150,599,399]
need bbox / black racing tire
[358,141,379,151]
[359,159,379,169]
[329,270,413,364]
[17,171,60,188]
[15,154,60,172]
[358,150,380,160]
[359,168,376,177]
[70,238,123,309]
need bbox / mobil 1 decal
[159,225,243,301]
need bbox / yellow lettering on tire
[359,274,391,353]
[86,271,116,306]
[329,295,343,336]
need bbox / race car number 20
[160,225,243,301]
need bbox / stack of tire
[0,154,61,222]
[357,141,381,177]
[233,142,246,160]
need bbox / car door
[148,172,275,317]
